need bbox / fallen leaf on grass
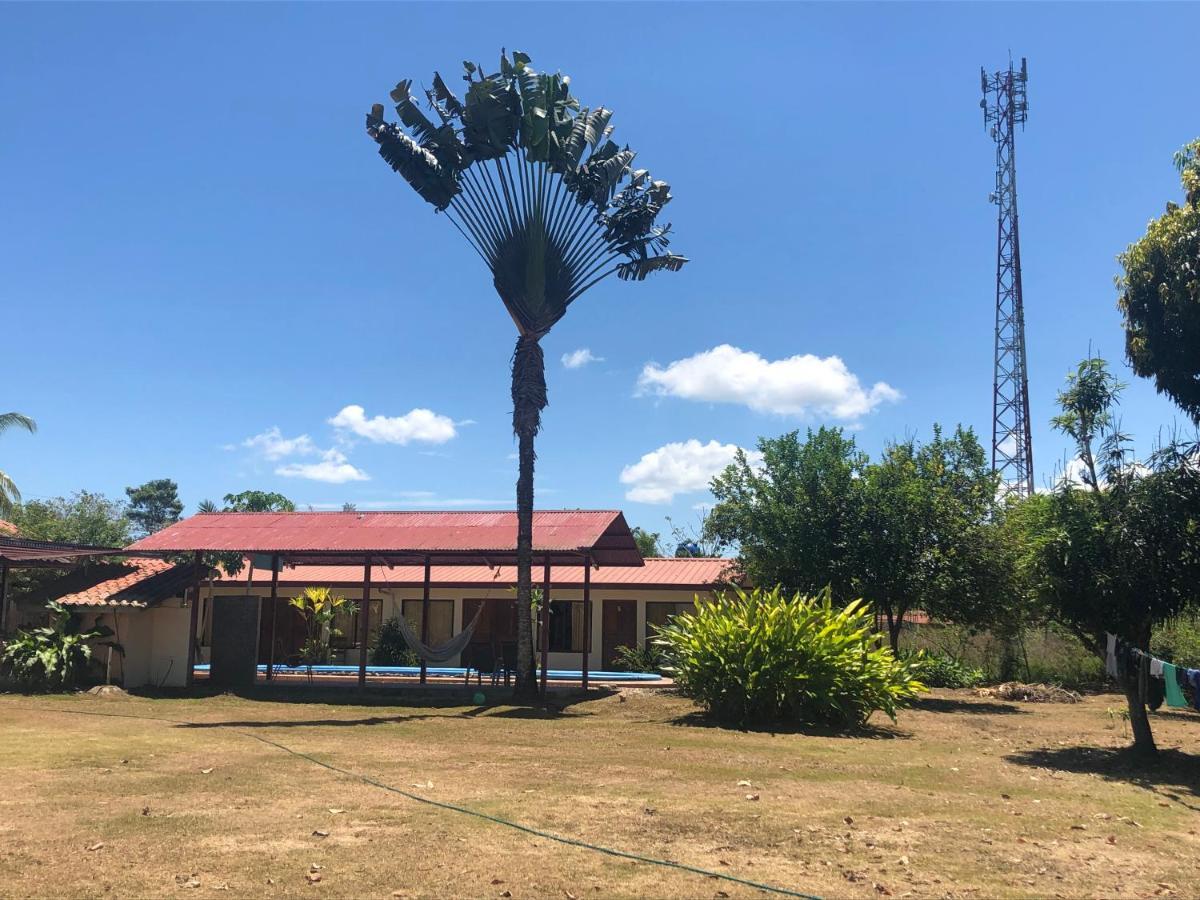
[86,842,105,852]
[200,768,214,775]
[312,830,329,838]
[1106,835,1117,845]
[498,892,512,898]
[744,793,759,801]
[410,780,433,789]
[491,879,504,886]
[306,872,322,884]
[328,808,344,815]
[843,816,854,825]
[874,884,893,896]
[174,874,200,889]
[736,779,752,787]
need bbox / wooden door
[602,599,637,668]
[258,597,306,664]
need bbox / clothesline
[1105,632,1200,712]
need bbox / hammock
[396,602,485,663]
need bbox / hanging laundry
[1150,657,1165,678]
[1189,670,1200,712]
[1162,662,1189,709]
[1106,633,1119,677]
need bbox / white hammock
[396,603,485,663]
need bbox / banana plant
[0,600,118,691]
[365,50,687,699]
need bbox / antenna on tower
[981,57,1034,499]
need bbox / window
[332,598,383,649]
[645,601,693,642]
[547,600,585,653]
[401,599,454,645]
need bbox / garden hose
[17,704,822,899]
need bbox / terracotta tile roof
[218,556,739,590]
[126,510,642,567]
[51,558,200,608]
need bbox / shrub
[904,650,985,688]
[371,617,420,666]
[0,601,116,691]
[656,586,926,727]
[1152,612,1200,668]
[611,643,666,674]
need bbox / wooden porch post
[419,555,431,685]
[185,550,202,689]
[540,558,550,697]
[581,554,590,692]
[265,553,280,681]
[0,562,9,635]
[358,556,372,689]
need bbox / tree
[706,428,867,601]
[124,478,184,537]
[365,51,687,700]
[854,426,1002,650]
[668,512,726,558]
[1022,356,1200,756]
[196,499,219,514]
[1118,139,1200,424]
[221,490,295,512]
[11,491,131,547]
[0,412,36,518]
[631,526,663,559]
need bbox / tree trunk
[511,334,547,703]
[1120,625,1157,757]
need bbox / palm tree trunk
[511,334,547,702]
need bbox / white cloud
[637,344,901,420]
[620,439,762,504]
[562,348,604,369]
[242,427,317,460]
[276,448,369,484]
[329,404,457,445]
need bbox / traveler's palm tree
[365,51,686,699]
[0,413,36,518]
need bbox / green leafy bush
[656,586,926,727]
[1152,612,1200,668]
[0,601,116,691]
[611,643,666,674]
[370,617,420,666]
[904,650,985,688]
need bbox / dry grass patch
[0,688,1197,898]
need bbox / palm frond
[0,412,36,435]
[0,469,20,517]
[365,51,686,332]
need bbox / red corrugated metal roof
[217,556,738,589]
[51,558,202,608]
[126,510,642,567]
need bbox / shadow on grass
[668,710,910,739]
[1006,745,1200,806]
[176,713,442,729]
[913,696,1027,716]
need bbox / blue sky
[3,2,1197,542]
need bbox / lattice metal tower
[981,57,1034,499]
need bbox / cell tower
[981,57,1034,499]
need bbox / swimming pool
[193,663,662,682]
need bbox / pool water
[193,663,661,682]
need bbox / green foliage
[1151,612,1200,668]
[9,490,131,547]
[631,526,663,559]
[611,642,666,674]
[0,411,36,518]
[288,587,350,673]
[903,651,985,689]
[656,585,926,728]
[371,616,420,667]
[0,601,115,691]
[707,428,867,601]
[221,491,295,512]
[855,425,1005,647]
[1051,357,1128,490]
[1118,138,1200,424]
[125,478,183,537]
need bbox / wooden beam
[185,551,202,690]
[581,554,590,692]
[266,553,280,681]
[419,555,430,685]
[0,562,9,635]
[540,557,550,697]
[359,556,372,689]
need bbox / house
[46,510,738,688]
